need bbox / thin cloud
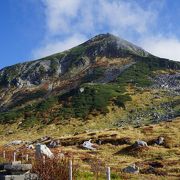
[42,0,156,35]
[32,0,180,62]
[140,36,180,61]
[33,34,86,58]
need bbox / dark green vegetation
[117,61,152,87]
[59,83,131,119]
[9,90,47,109]
[172,99,180,117]
[83,67,106,82]
[117,57,180,87]
[0,83,131,127]
[0,110,22,124]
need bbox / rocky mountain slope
[0,33,179,129]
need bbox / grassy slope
[0,117,180,179]
[0,83,179,142]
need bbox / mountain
[0,33,179,129]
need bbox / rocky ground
[0,118,180,179]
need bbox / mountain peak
[84,33,150,57]
[89,33,115,41]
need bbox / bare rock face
[152,73,180,92]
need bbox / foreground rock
[0,161,37,180]
[0,174,38,180]
[35,143,54,158]
[4,163,32,174]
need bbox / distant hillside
[0,33,179,129]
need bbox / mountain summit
[0,33,151,90]
[0,33,179,127]
[84,33,150,57]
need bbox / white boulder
[82,139,96,150]
[35,144,54,159]
[134,140,148,147]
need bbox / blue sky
[1,0,180,69]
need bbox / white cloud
[41,0,157,35]
[33,34,86,58]
[42,0,83,34]
[140,36,180,61]
[98,0,156,34]
[33,0,169,59]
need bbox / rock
[134,140,148,147]
[123,164,139,174]
[40,136,51,142]
[0,173,38,180]
[7,140,23,146]
[79,87,85,93]
[11,161,22,165]
[0,163,10,170]
[4,164,32,172]
[15,78,24,88]
[35,144,54,159]
[48,140,60,148]
[82,139,97,150]
[26,144,35,150]
[155,136,164,145]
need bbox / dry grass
[0,117,179,179]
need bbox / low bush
[117,62,152,87]
[32,158,78,180]
[0,110,22,124]
[59,83,131,119]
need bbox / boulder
[4,164,32,173]
[155,137,164,145]
[123,164,139,174]
[134,140,148,147]
[82,139,97,150]
[35,144,54,159]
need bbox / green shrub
[20,116,39,128]
[117,62,152,87]
[0,111,22,124]
[59,83,131,119]
[37,97,58,111]
[83,67,105,82]
[115,95,132,108]
[9,90,47,108]
[49,59,59,75]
